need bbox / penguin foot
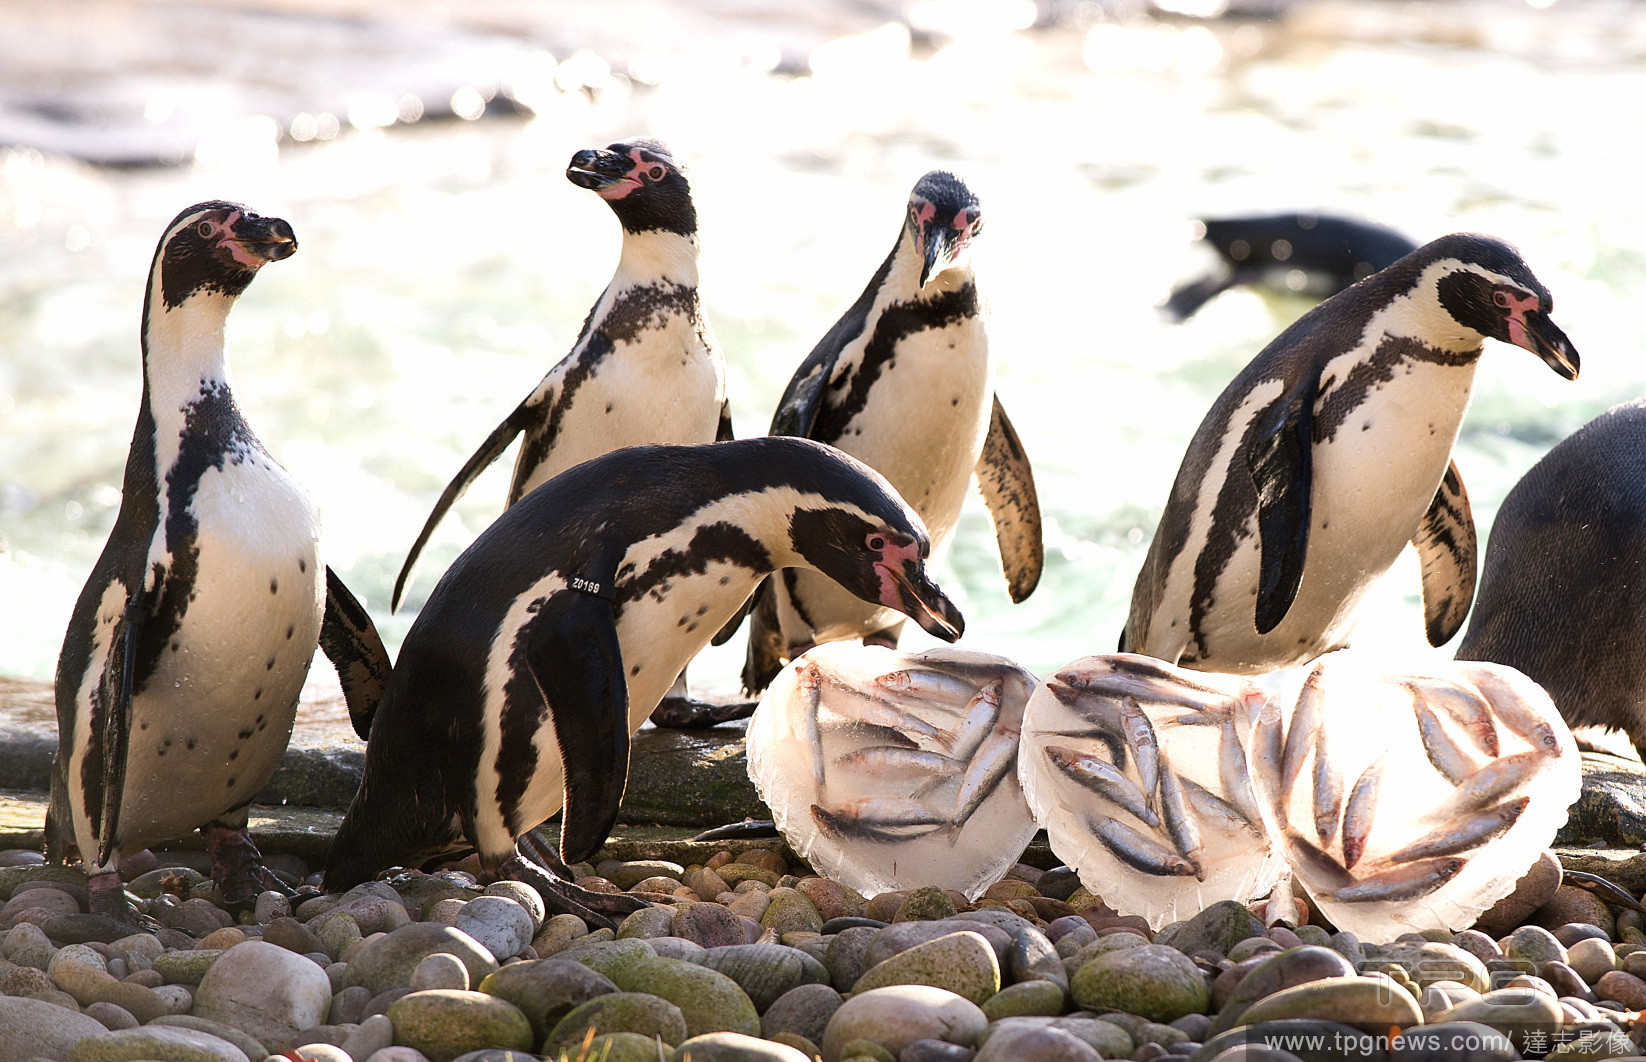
[497,854,652,932]
[201,821,295,908]
[88,870,158,929]
[648,696,759,730]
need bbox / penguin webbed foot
[200,821,295,909]
[497,853,652,932]
[648,696,758,730]
[88,870,159,930]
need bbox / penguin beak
[227,216,297,263]
[1512,309,1579,380]
[567,149,637,196]
[919,226,959,289]
[882,559,965,642]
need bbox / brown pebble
[1532,886,1617,939]
[706,851,734,871]
[735,848,790,876]
[573,877,624,895]
[1595,969,1646,1010]
[985,880,1041,902]
[1029,897,1076,921]
[865,892,909,922]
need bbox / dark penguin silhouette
[325,438,964,928]
[46,202,391,923]
[387,138,733,727]
[1458,399,1646,758]
[1125,233,1578,674]
[1164,213,1419,321]
[739,170,1041,695]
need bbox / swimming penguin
[737,170,1042,694]
[45,202,391,923]
[1457,399,1646,758]
[324,437,963,927]
[1125,233,1578,675]
[388,138,732,725]
[1163,213,1418,321]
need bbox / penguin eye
[866,534,886,552]
[1492,290,1513,308]
[644,164,667,181]
[196,220,217,238]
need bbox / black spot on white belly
[696,605,708,616]
[253,689,262,700]
[238,726,253,739]
[226,776,236,788]
[606,403,614,413]
[270,578,278,594]
[631,664,642,676]
[170,642,180,653]
[951,398,959,406]
[285,625,294,640]
[265,658,275,670]
[298,558,307,573]
[228,750,238,760]
[186,737,196,749]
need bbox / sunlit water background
[3,0,1646,705]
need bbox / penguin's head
[1427,234,1579,380]
[152,202,297,310]
[787,498,965,644]
[567,139,696,237]
[906,171,983,288]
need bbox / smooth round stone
[648,936,707,961]
[0,994,107,1062]
[762,982,844,1044]
[1542,960,1595,1001]
[3,884,80,922]
[821,917,885,935]
[1071,943,1208,1024]
[477,956,618,1039]
[853,931,1000,1005]
[480,882,545,934]
[1593,969,1646,1010]
[148,1016,268,1062]
[1532,886,1616,939]
[1,964,54,995]
[729,891,772,922]
[412,952,471,992]
[617,906,677,940]
[676,902,749,949]
[797,880,869,923]
[1152,901,1263,959]
[542,991,688,1054]
[85,999,139,1030]
[454,896,534,961]
[762,890,824,936]
[39,914,141,946]
[264,915,326,956]
[153,982,195,1014]
[192,939,332,1047]
[1197,1018,1373,1062]
[51,955,118,1004]
[686,868,733,902]
[1389,1021,1519,1062]
[670,1031,812,1061]
[64,1025,250,1062]
[893,888,956,923]
[566,1032,668,1062]
[293,1046,351,1062]
[254,891,291,924]
[344,923,499,994]
[1448,930,1502,965]
[613,954,759,1038]
[316,912,364,960]
[90,980,167,1024]
[597,860,686,891]
[981,979,1065,1020]
[820,985,988,1062]
[366,1049,433,1062]
[1227,937,1284,964]
[388,989,533,1062]
[1417,980,1479,1021]
[1554,923,1612,948]
[864,921,1010,971]
[1434,987,1565,1053]
[340,1013,396,1061]
[532,913,589,957]
[717,865,781,890]
[1567,937,1618,984]
[693,943,821,1011]
[1373,942,1491,992]
[152,948,224,985]
[1234,973,1422,1034]
[734,850,790,876]
[974,1023,1098,1062]
[900,1039,977,1062]
[826,926,877,992]
[1502,925,1567,974]
[553,937,657,981]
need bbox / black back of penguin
[1457,399,1646,757]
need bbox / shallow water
[2,0,1645,699]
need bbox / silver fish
[1461,668,1562,755]
[874,668,980,705]
[810,803,948,844]
[1070,653,1255,700]
[1438,752,1543,818]
[1219,718,1264,830]
[1383,796,1529,864]
[948,679,1004,763]
[1045,745,1159,827]
[833,746,965,779]
[1182,776,1262,837]
[1340,754,1386,870]
[1402,677,1500,757]
[1118,697,1161,806]
[1312,712,1343,846]
[951,723,1021,828]
[1413,699,1482,785]
[1088,813,1198,877]
[1281,664,1327,805]
[1048,679,1127,734]
[797,662,827,790]
[1036,722,1128,769]
[1330,856,1467,903]
[1055,667,1227,714]
[1283,830,1356,892]
[825,797,948,827]
[834,694,953,749]
[1250,699,1286,823]
[825,720,920,749]
[1157,767,1208,879]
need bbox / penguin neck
[1373,260,1491,357]
[884,226,974,303]
[140,283,241,432]
[613,227,699,290]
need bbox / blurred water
[2,0,1645,696]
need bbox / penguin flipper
[716,399,735,443]
[320,568,393,740]
[530,591,630,866]
[1248,375,1320,635]
[975,395,1043,603]
[95,583,148,867]
[740,577,788,695]
[1412,459,1477,647]
[709,588,756,647]
[391,408,529,613]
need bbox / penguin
[388,138,733,726]
[1124,233,1578,675]
[1163,213,1418,321]
[1456,398,1646,759]
[323,437,964,927]
[45,202,391,924]
[738,170,1042,695]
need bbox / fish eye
[866,534,886,551]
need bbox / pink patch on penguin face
[908,198,938,256]
[1494,288,1540,348]
[597,148,662,200]
[213,210,269,269]
[868,533,922,609]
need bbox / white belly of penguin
[1201,358,1479,671]
[477,564,756,846]
[115,459,323,848]
[783,318,993,643]
[514,326,723,498]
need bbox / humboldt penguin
[46,202,391,923]
[324,437,963,927]
[1125,233,1578,675]
[1457,399,1646,758]
[1163,213,1418,321]
[738,170,1041,694]
[387,138,732,726]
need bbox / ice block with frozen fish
[746,642,1040,899]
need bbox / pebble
[1071,943,1208,1023]
[410,952,470,991]
[1374,941,1491,992]
[613,953,760,1038]
[1502,924,1568,974]
[149,1015,269,1061]
[554,936,657,980]
[973,1022,1100,1062]
[677,900,751,948]
[1232,972,1422,1034]
[454,896,534,961]
[694,942,826,1011]
[387,989,533,1062]
[980,979,1066,1020]
[1153,901,1262,959]
[84,999,138,1029]
[719,864,782,889]
[761,981,844,1044]
[864,920,1011,971]
[1532,886,1616,939]
[0,994,108,1059]
[852,930,1001,1004]
[475,955,617,1039]
[343,923,499,995]
[1434,987,1566,1053]
[190,939,333,1048]
[672,1031,813,1061]
[796,878,868,923]
[1593,969,1646,1010]
[761,889,824,936]
[901,1039,978,1062]
[541,990,688,1054]
[820,985,988,1062]
[826,926,878,991]
[64,1024,251,1062]
[894,887,957,923]
[531,913,589,958]
[616,905,677,939]
[1566,936,1617,984]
